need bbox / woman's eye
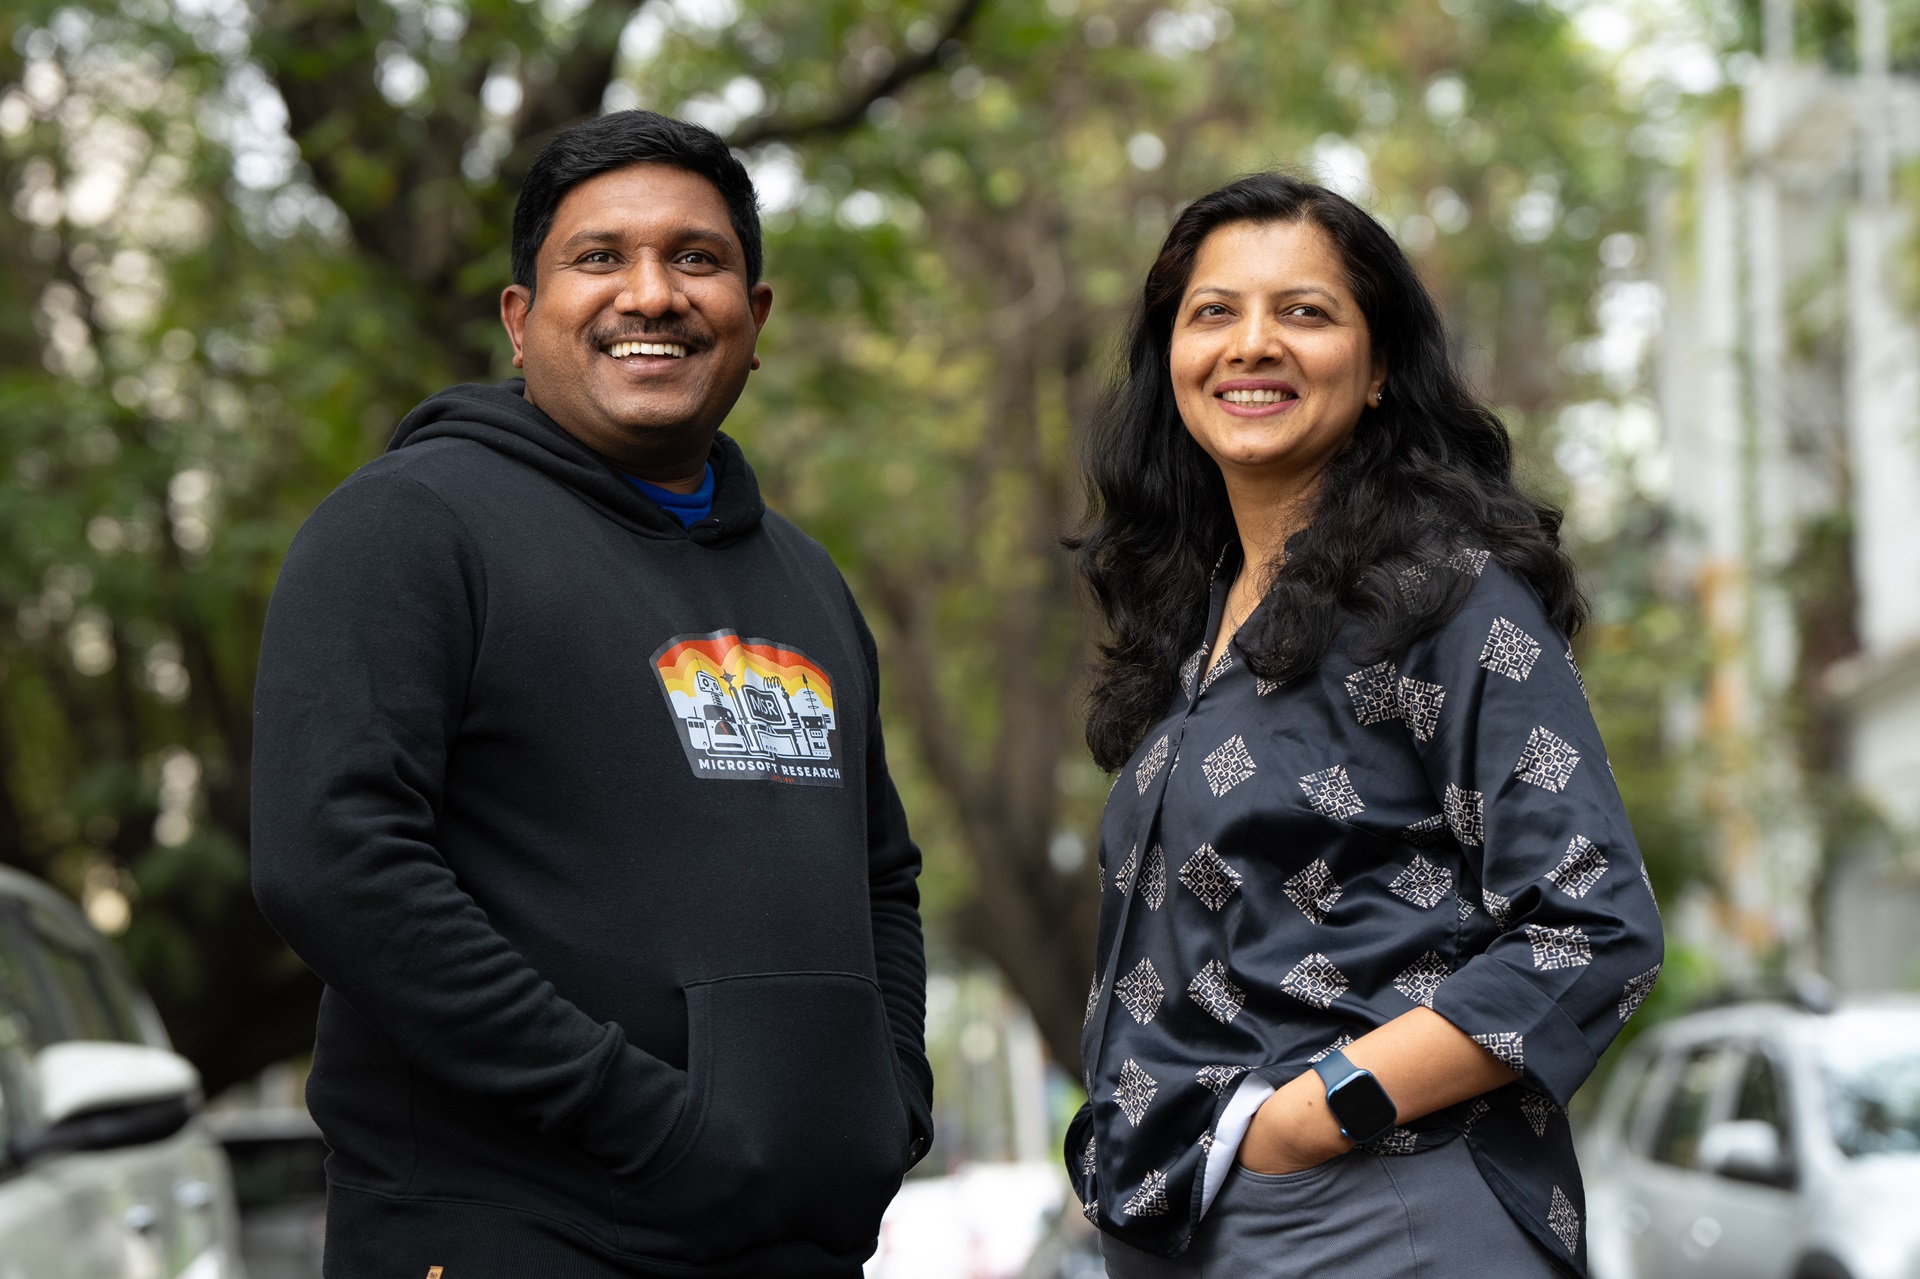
[1196,304,1228,318]
[1287,304,1327,319]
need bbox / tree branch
[507,0,655,164]
[728,0,989,149]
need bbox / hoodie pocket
[614,971,910,1263]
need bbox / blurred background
[1,0,1917,1272]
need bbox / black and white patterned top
[1066,552,1665,1271]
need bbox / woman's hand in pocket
[1236,1073,1354,1175]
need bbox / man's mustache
[588,318,710,351]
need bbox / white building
[1654,0,1920,990]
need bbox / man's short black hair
[510,110,763,291]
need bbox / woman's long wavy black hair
[1073,172,1585,771]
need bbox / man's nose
[616,254,680,317]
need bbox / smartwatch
[1310,1048,1399,1146]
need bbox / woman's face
[1169,219,1384,488]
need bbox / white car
[1582,997,1920,1279]
[0,864,243,1276]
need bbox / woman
[1064,173,1664,1278]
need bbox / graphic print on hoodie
[653,630,845,785]
[250,380,932,1279]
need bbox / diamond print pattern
[1113,842,1138,893]
[1546,835,1607,898]
[1525,923,1593,971]
[1370,1127,1419,1154]
[1309,1032,1356,1063]
[1472,1031,1525,1071]
[1548,1186,1580,1253]
[1199,646,1235,693]
[1481,888,1514,928]
[1515,726,1581,792]
[1114,1057,1159,1126]
[1463,1097,1491,1130]
[1398,547,1490,596]
[1134,735,1170,795]
[1480,616,1544,681]
[1140,844,1166,910]
[1388,855,1453,909]
[1254,674,1283,696]
[1179,648,1204,697]
[1300,765,1366,820]
[1188,959,1246,1023]
[1084,973,1099,1027]
[1280,952,1349,1009]
[1178,844,1243,911]
[1196,1064,1247,1096]
[1345,661,1400,726]
[1082,1134,1097,1177]
[1202,735,1258,797]
[1396,675,1446,741]
[1404,813,1447,848]
[1114,957,1165,1025]
[1283,859,1343,924]
[1457,893,1477,923]
[1123,1169,1170,1218]
[1521,1090,1556,1137]
[1082,1197,1098,1224]
[1449,546,1491,576]
[1392,951,1451,1007]
[1640,863,1660,912]
[1444,783,1485,846]
[1567,648,1587,700]
[1619,964,1661,1020]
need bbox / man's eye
[677,251,716,266]
[580,251,617,265]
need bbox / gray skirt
[1099,1137,1566,1279]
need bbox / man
[251,111,932,1278]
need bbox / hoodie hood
[389,378,765,547]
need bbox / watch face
[1328,1072,1398,1143]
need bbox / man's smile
[604,339,688,359]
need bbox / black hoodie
[251,381,933,1278]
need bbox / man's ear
[501,284,533,369]
[748,280,773,371]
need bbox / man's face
[501,163,773,480]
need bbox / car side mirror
[1699,1119,1794,1188]
[9,1041,201,1163]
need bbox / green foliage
[0,0,1705,1080]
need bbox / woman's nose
[1226,315,1284,366]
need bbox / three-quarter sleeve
[1401,563,1665,1110]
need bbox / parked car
[0,864,243,1276]
[203,1105,327,1278]
[1582,996,1920,1279]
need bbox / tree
[0,0,1665,1085]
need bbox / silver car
[0,864,243,1276]
[1582,997,1920,1279]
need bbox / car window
[0,915,53,1055]
[1652,1044,1725,1168]
[1733,1049,1791,1138]
[1824,1035,1920,1158]
[32,918,141,1044]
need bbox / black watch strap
[1311,1048,1399,1146]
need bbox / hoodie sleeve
[251,469,688,1175]
[847,587,934,1166]
[1402,562,1665,1110]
